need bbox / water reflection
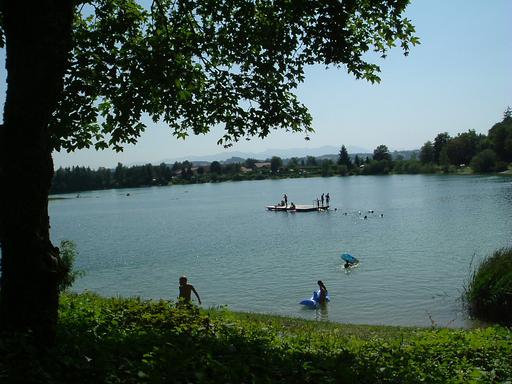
[501,181,512,204]
[315,303,329,321]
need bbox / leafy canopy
[44,0,418,152]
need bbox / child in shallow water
[317,280,328,304]
[178,276,201,305]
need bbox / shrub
[470,149,497,173]
[465,248,512,325]
[495,160,509,172]
[338,164,348,176]
[57,240,84,293]
[361,160,390,175]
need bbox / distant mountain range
[161,145,372,164]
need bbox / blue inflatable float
[341,253,358,264]
[299,290,330,308]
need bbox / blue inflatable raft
[299,290,330,308]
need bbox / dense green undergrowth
[1,293,511,383]
[465,248,512,325]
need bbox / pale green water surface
[49,175,512,327]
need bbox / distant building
[254,162,271,169]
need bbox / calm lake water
[49,175,512,328]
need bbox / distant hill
[161,145,371,164]
[160,146,420,166]
[223,156,246,164]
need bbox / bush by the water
[1,292,511,383]
[465,247,512,325]
[57,240,84,293]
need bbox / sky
[1,0,511,168]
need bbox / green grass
[1,292,511,383]
[465,248,512,325]
[208,309,423,341]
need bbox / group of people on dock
[279,192,331,210]
[316,193,330,208]
[277,193,296,209]
[281,193,297,210]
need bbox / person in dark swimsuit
[317,280,328,304]
[178,276,201,305]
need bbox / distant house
[254,162,271,169]
[240,166,251,173]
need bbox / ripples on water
[49,175,512,327]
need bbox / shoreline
[49,170,512,196]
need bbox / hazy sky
[1,0,511,168]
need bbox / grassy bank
[1,293,511,383]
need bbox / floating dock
[266,204,329,212]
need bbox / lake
[49,175,512,328]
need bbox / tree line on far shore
[51,108,512,194]
[417,107,512,173]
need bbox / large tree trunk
[0,0,73,344]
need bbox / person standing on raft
[283,193,288,207]
[317,280,328,304]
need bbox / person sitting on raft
[317,280,328,304]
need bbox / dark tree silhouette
[270,156,283,174]
[209,161,222,174]
[337,145,352,168]
[488,107,512,162]
[433,132,451,164]
[419,141,434,164]
[0,0,74,344]
[373,145,392,161]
